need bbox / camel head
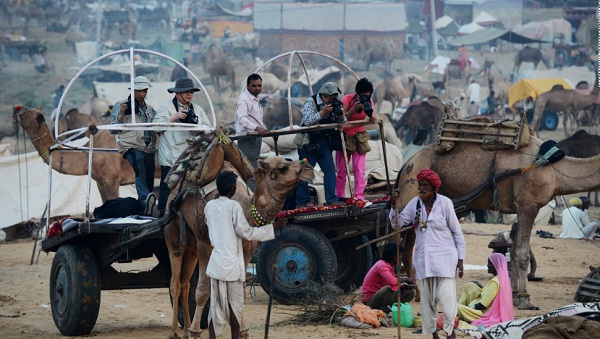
[253,157,314,206]
[15,106,46,132]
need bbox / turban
[417,168,441,189]
[569,197,582,207]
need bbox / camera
[179,109,199,124]
[359,95,373,117]
[330,98,344,116]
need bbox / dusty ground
[1,214,599,339]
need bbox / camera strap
[172,97,197,122]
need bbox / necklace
[251,203,273,226]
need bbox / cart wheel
[541,111,559,131]
[257,225,337,304]
[50,243,100,336]
[169,269,209,329]
[333,235,373,292]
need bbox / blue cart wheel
[541,111,559,131]
[257,225,337,304]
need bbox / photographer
[110,76,158,216]
[153,77,211,217]
[296,82,346,207]
[336,78,377,202]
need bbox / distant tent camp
[458,22,484,35]
[473,11,500,27]
[450,28,550,46]
[147,36,185,65]
[513,18,573,43]
[435,15,459,36]
[406,20,425,34]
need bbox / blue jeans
[158,165,171,217]
[124,149,155,214]
[296,137,337,205]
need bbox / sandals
[537,230,555,239]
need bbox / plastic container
[391,302,414,327]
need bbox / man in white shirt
[235,74,269,170]
[466,79,480,116]
[204,171,286,339]
[560,197,599,240]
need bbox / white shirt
[467,82,481,104]
[235,88,265,134]
[389,194,466,280]
[205,197,274,282]
[560,206,592,239]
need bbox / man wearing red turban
[390,168,465,339]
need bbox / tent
[508,78,572,111]
[513,19,573,43]
[0,147,136,230]
[449,28,549,46]
[435,15,454,30]
[147,36,186,65]
[473,11,500,27]
[458,22,484,35]
[428,55,452,74]
[522,66,595,89]
[435,15,459,36]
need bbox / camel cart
[236,51,399,304]
[38,48,216,336]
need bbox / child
[204,171,286,339]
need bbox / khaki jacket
[110,99,157,154]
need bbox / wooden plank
[442,120,519,128]
[440,128,518,137]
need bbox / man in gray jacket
[153,77,211,217]
[110,76,158,215]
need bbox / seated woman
[457,253,514,326]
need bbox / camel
[396,64,436,90]
[55,108,99,140]
[357,36,395,72]
[203,56,236,96]
[394,137,600,309]
[79,97,113,124]
[557,130,600,206]
[443,61,476,85]
[393,97,445,145]
[373,77,405,114]
[15,107,158,202]
[407,75,438,102]
[512,46,550,74]
[257,71,290,96]
[164,141,314,339]
[531,77,599,136]
[262,97,302,129]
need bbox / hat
[318,82,341,96]
[129,76,152,90]
[416,168,442,189]
[168,77,200,93]
[569,197,582,207]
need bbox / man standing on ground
[110,76,157,216]
[466,79,480,116]
[235,74,268,189]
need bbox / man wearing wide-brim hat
[110,75,158,216]
[153,77,211,217]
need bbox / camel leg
[180,242,199,335]
[95,180,119,203]
[513,205,538,309]
[165,221,186,339]
[188,243,211,339]
[400,232,418,301]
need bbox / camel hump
[551,84,564,91]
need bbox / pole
[429,0,439,57]
[394,198,402,338]
[264,262,277,339]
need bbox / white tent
[0,147,136,230]
[513,19,572,43]
[473,11,499,27]
[435,15,454,29]
[428,56,452,74]
[458,22,484,35]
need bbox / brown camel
[557,130,600,206]
[396,64,436,90]
[512,46,550,74]
[357,36,395,72]
[203,56,236,96]
[443,61,477,85]
[15,107,158,202]
[407,75,438,102]
[80,97,113,124]
[394,137,600,309]
[262,97,302,129]
[531,77,599,136]
[56,108,99,140]
[373,77,405,114]
[393,97,445,145]
[164,145,314,339]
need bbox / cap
[129,76,152,90]
[318,82,341,96]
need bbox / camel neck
[252,177,286,225]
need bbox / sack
[293,133,309,147]
[345,133,356,153]
[355,131,371,154]
[391,302,414,327]
[93,197,139,218]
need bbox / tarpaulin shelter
[449,28,549,46]
[435,15,459,36]
[473,11,500,27]
[513,19,573,44]
[508,78,572,110]
[147,36,186,65]
[458,22,484,35]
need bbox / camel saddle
[435,112,533,154]
[167,131,255,189]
